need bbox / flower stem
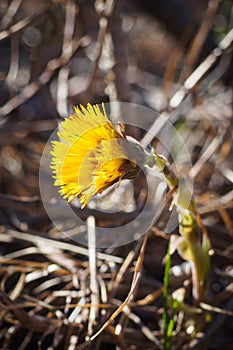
[149,150,211,303]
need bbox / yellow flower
[50,103,145,207]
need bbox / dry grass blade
[78,231,150,348]
[87,216,99,336]
[200,302,233,316]
[3,229,123,263]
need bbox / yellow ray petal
[50,103,144,207]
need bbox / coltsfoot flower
[51,103,146,207]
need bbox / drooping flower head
[51,103,146,207]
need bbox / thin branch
[189,135,221,179]
[0,10,47,41]
[170,29,233,107]
[180,0,219,81]
[163,0,206,91]
[85,0,116,95]
[140,28,233,148]
[0,34,84,118]
[110,1,131,102]
[0,0,22,30]
[57,0,78,117]
[197,189,233,214]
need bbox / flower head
[51,103,145,207]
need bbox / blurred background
[0,0,233,349]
